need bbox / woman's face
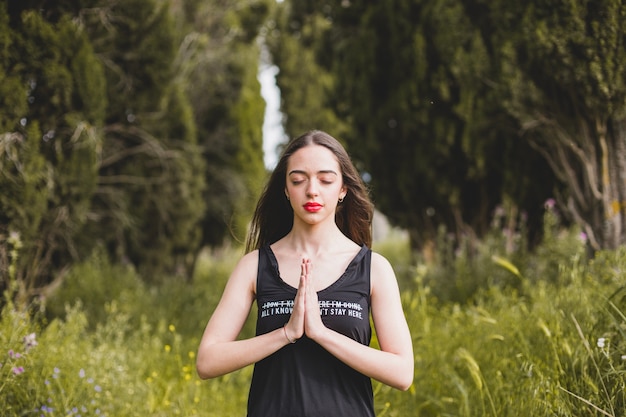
[284,144,346,225]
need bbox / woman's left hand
[302,258,326,340]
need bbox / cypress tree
[269,0,559,252]
[177,0,271,247]
[266,3,348,139]
[462,0,626,250]
[2,0,273,292]
[0,4,105,301]
[77,0,206,280]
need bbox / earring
[338,196,344,203]
[286,195,290,201]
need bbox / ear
[285,189,290,201]
[340,185,347,199]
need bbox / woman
[196,130,413,416]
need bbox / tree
[266,3,349,139]
[176,0,271,246]
[1,3,105,302]
[269,0,557,251]
[1,0,276,297]
[73,0,207,279]
[460,0,626,250]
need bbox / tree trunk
[601,119,626,249]
[526,115,626,251]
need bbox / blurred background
[2,0,626,296]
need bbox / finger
[296,258,308,292]
[301,257,310,278]
[304,264,318,307]
[288,273,306,340]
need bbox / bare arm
[196,251,295,379]
[304,252,414,390]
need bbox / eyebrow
[288,169,338,176]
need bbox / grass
[2,211,626,416]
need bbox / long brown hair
[245,130,373,252]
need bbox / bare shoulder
[370,251,395,275]
[237,249,259,269]
[227,249,259,294]
[370,251,398,291]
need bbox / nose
[306,179,319,196]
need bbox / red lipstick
[303,202,322,212]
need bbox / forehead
[287,144,341,173]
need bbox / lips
[303,202,323,212]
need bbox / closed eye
[318,175,336,184]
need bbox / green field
[2,215,626,416]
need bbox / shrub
[2,224,626,416]
[1,246,252,416]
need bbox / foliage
[174,0,272,247]
[3,213,626,416]
[268,0,558,251]
[270,0,626,251]
[420,200,587,304]
[73,0,207,280]
[266,3,349,140]
[1,0,271,297]
[386,251,626,417]
[374,213,626,416]
[227,44,271,243]
[0,2,104,302]
[461,0,626,251]
[1,245,254,416]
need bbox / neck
[284,221,346,256]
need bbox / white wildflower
[23,333,38,352]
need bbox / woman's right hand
[285,258,309,342]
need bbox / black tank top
[247,245,375,417]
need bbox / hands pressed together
[284,258,326,343]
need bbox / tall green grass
[2,211,626,416]
[376,247,626,416]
